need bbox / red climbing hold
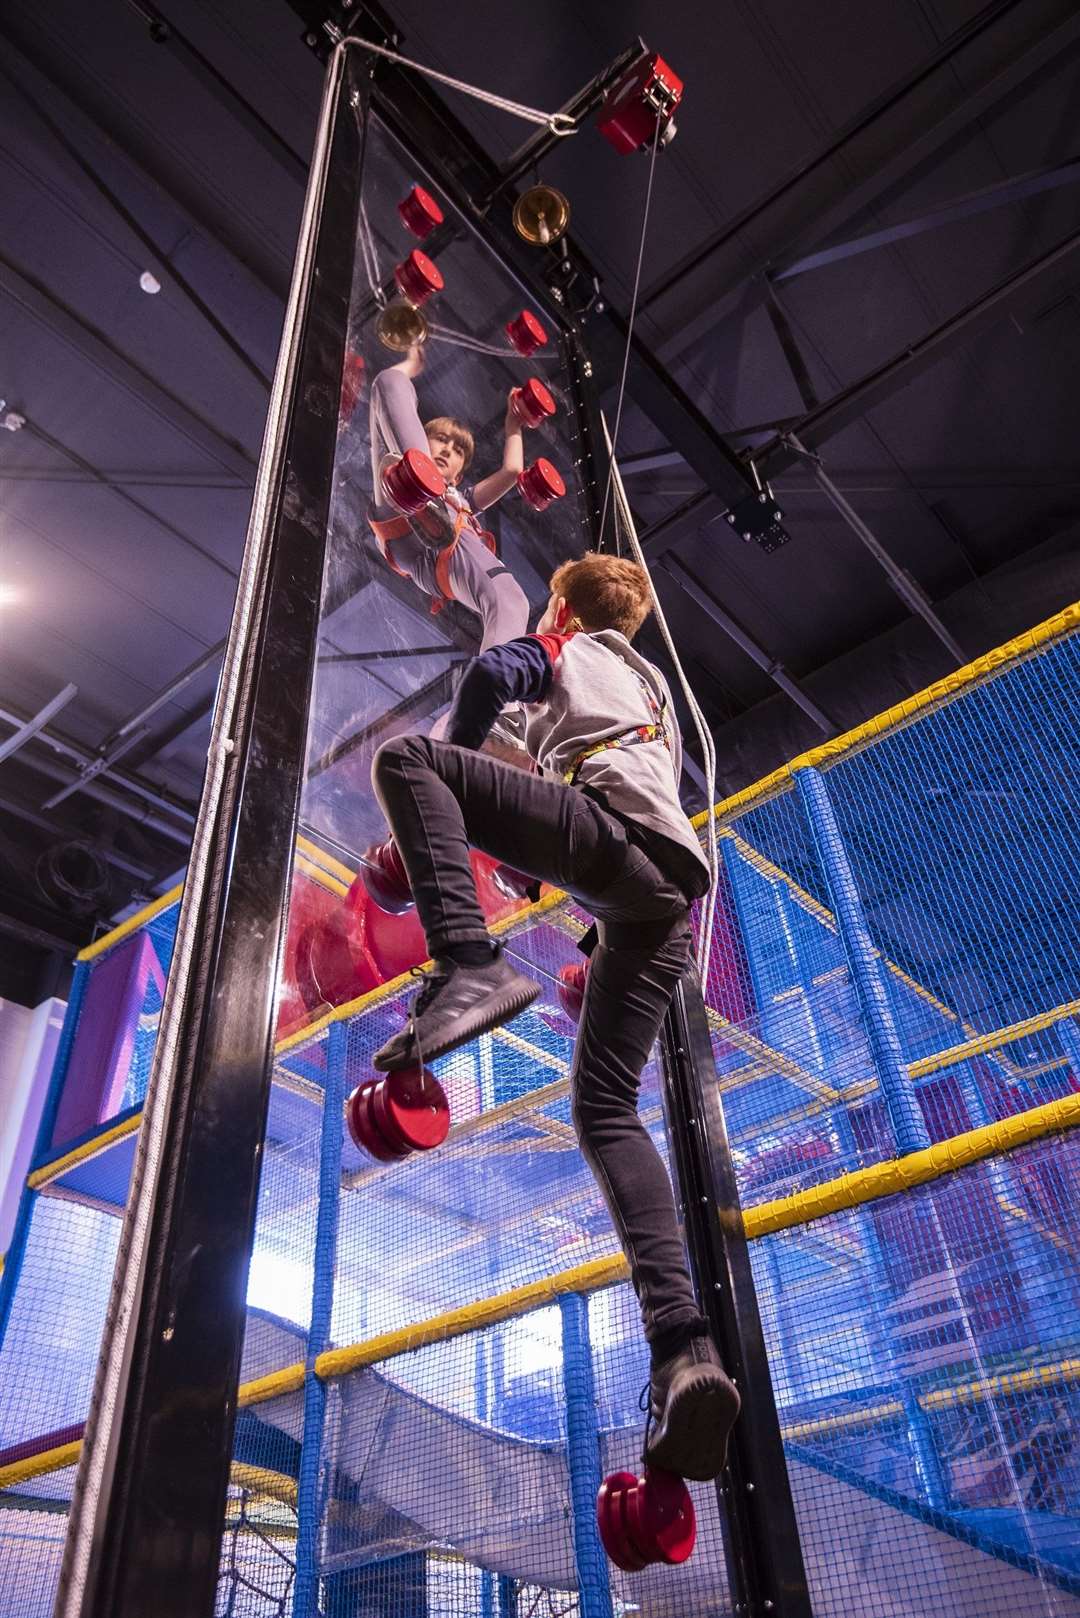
[361,838,415,914]
[596,1467,696,1572]
[517,458,565,512]
[398,184,444,240]
[381,449,446,515]
[509,377,557,429]
[505,310,548,356]
[556,960,588,1024]
[346,1067,450,1162]
[394,248,444,307]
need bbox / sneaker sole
[373,978,541,1071]
[646,1369,741,1482]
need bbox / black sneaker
[644,1331,740,1481]
[373,953,540,1071]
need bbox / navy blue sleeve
[444,636,554,750]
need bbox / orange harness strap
[369,509,498,607]
[368,513,412,578]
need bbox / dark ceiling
[1,0,1079,993]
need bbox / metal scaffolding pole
[783,432,967,665]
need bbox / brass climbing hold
[512,183,570,246]
[375,301,429,352]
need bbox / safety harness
[563,666,672,785]
[368,503,497,616]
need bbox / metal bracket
[723,489,790,554]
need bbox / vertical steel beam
[293,1020,347,1616]
[660,978,812,1618]
[53,45,362,1618]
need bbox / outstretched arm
[472,391,526,512]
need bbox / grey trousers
[369,367,530,651]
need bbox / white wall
[0,996,65,1254]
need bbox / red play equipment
[509,377,557,429]
[397,184,444,240]
[597,1466,696,1571]
[347,1065,451,1161]
[597,52,683,155]
[517,458,565,512]
[556,960,588,1023]
[505,309,547,356]
[382,448,447,514]
[394,248,444,306]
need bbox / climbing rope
[343,35,579,137]
[603,417,721,985]
[597,119,661,550]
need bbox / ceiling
[1,0,1078,992]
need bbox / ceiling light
[139,271,161,295]
[0,584,20,607]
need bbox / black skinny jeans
[372,734,701,1342]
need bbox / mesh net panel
[753,1134,1080,1614]
[319,1314,573,1591]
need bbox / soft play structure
[2,27,1078,1618]
[3,602,1079,1616]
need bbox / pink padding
[52,932,165,1146]
[0,1420,85,1469]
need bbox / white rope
[344,35,578,137]
[357,198,386,308]
[597,121,661,548]
[427,320,523,359]
[603,418,720,985]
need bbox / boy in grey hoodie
[370,554,739,1482]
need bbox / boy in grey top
[369,554,739,1483]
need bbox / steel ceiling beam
[754,222,1080,472]
[773,154,1080,283]
[647,3,1080,361]
[0,701,195,836]
[0,684,78,764]
[0,17,292,304]
[661,555,835,732]
[20,420,240,581]
[120,0,311,187]
[0,908,80,957]
[783,433,967,665]
[0,58,272,392]
[0,256,257,480]
[0,468,250,488]
[0,791,154,883]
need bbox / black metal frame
[661,979,813,1618]
[290,0,757,521]
[56,57,366,1618]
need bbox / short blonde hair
[424,415,475,471]
[549,554,653,640]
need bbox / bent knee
[482,571,529,634]
[371,731,430,784]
